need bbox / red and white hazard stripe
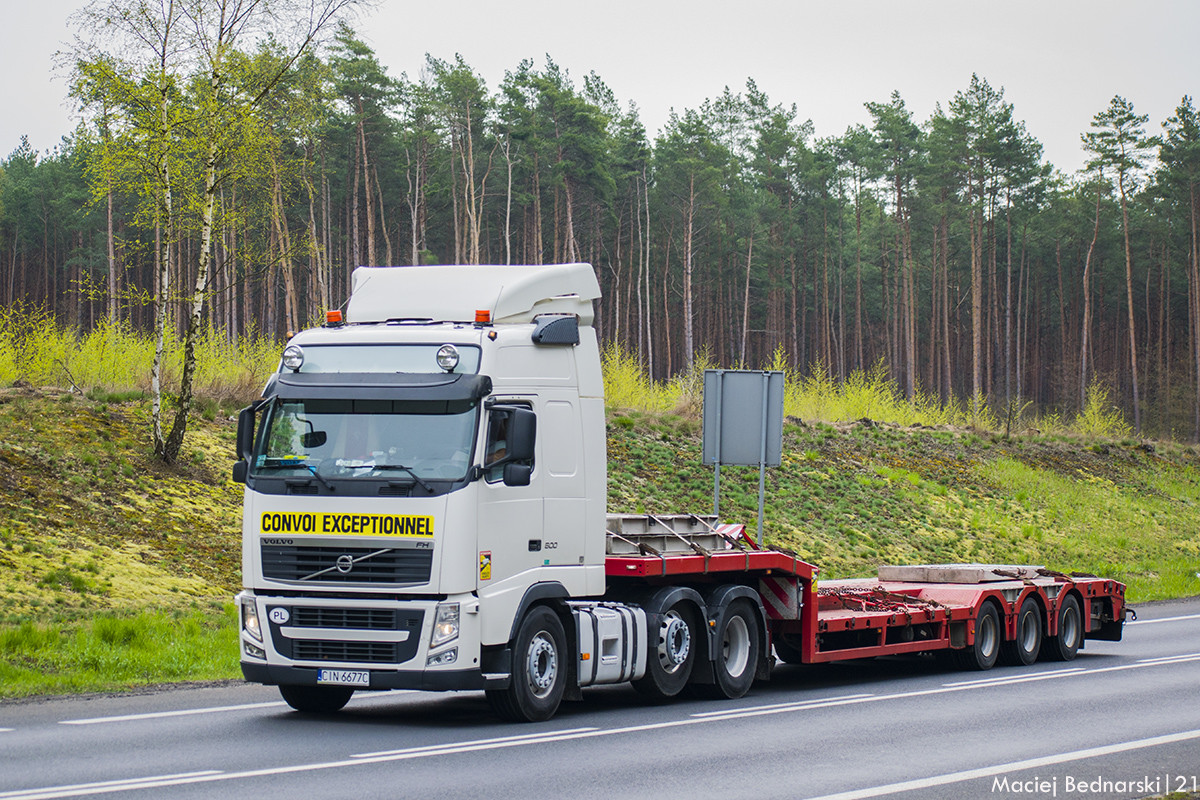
[759,576,800,620]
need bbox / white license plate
[317,669,370,687]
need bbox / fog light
[244,641,266,660]
[427,648,458,667]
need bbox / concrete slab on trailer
[876,563,1045,584]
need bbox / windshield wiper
[304,464,334,492]
[372,464,434,494]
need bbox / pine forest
[3,21,1200,440]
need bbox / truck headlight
[282,344,304,371]
[436,344,459,372]
[430,603,460,647]
[241,596,263,642]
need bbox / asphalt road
[2,597,1198,800]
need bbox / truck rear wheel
[278,684,354,713]
[487,606,566,723]
[953,601,1000,671]
[1042,594,1082,662]
[1000,597,1043,666]
[705,600,760,699]
[632,604,697,700]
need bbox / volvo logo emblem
[335,554,355,574]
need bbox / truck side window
[485,405,533,482]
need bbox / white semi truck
[233,263,1127,722]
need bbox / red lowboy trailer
[605,518,1126,674]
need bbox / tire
[1042,595,1082,662]
[278,684,354,713]
[953,601,1001,671]
[704,600,760,699]
[487,606,566,723]
[1000,596,1043,666]
[773,633,805,665]
[632,603,697,700]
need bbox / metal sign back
[702,370,784,466]
[702,369,785,545]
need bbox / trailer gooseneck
[232,263,1126,722]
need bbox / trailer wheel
[954,601,1000,671]
[278,684,354,713]
[487,606,566,723]
[999,596,1043,666]
[705,600,760,699]
[1042,595,1082,662]
[773,634,805,665]
[632,604,697,700]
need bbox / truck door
[476,400,543,589]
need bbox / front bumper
[238,590,497,690]
[241,661,509,691]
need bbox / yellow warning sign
[479,551,492,581]
[260,512,434,538]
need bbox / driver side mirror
[233,404,258,484]
[504,408,536,462]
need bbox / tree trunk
[1080,179,1103,410]
[1118,169,1141,433]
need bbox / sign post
[701,370,784,545]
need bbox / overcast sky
[3,0,1198,175]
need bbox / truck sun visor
[271,371,493,401]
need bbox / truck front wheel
[632,604,697,700]
[278,684,354,713]
[487,606,566,723]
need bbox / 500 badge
[260,511,434,538]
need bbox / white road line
[56,690,417,727]
[944,668,1087,687]
[690,693,875,718]
[0,729,13,733]
[59,701,287,726]
[1130,613,1200,625]
[352,727,598,758]
[1138,652,1200,663]
[799,728,1200,800]
[0,772,222,800]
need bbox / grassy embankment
[0,319,1198,697]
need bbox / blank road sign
[701,370,784,467]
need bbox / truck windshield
[253,398,478,481]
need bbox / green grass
[0,605,238,696]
